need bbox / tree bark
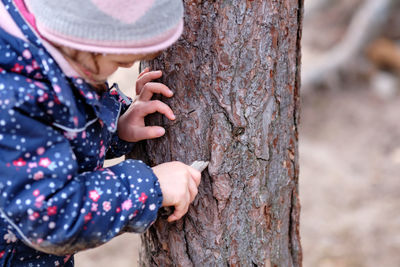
[130,1,303,266]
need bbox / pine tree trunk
[130,1,303,266]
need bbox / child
[0,0,201,266]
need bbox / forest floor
[300,88,400,267]
[74,63,400,266]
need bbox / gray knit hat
[25,0,184,54]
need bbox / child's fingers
[187,176,198,203]
[137,67,150,79]
[168,194,190,222]
[131,126,166,141]
[187,167,201,187]
[139,100,175,121]
[136,70,163,94]
[139,82,173,101]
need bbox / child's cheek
[101,64,119,79]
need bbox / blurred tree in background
[303,0,400,96]
[301,1,400,266]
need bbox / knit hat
[24,0,184,54]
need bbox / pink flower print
[105,169,115,176]
[132,210,138,218]
[33,171,44,180]
[22,49,32,59]
[3,230,17,244]
[82,131,86,139]
[0,251,4,258]
[86,92,94,99]
[39,158,51,168]
[33,189,40,197]
[37,147,45,155]
[89,190,100,202]
[33,73,43,79]
[64,255,72,263]
[116,207,121,213]
[110,88,118,95]
[29,162,38,168]
[54,95,61,105]
[25,65,34,74]
[84,212,92,223]
[138,193,148,204]
[13,158,26,167]
[64,131,77,140]
[54,85,61,93]
[102,201,111,212]
[11,63,24,73]
[99,145,106,158]
[33,81,45,89]
[29,212,40,221]
[32,60,40,70]
[121,199,132,211]
[73,116,78,126]
[91,203,98,212]
[47,206,57,216]
[35,195,44,208]
[37,92,48,102]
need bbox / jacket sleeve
[105,131,135,159]
[0,107,163,255]
[105,84,135,159]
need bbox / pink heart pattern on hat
[90,0,155,24]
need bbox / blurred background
[76,0,400,266]
[300,0,400,266]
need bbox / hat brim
[37,19,184,54]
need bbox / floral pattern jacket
[0,1,163,266]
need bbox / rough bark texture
[130,1,303,266]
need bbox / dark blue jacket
[0,0,162,265]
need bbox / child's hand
[118,69,175,142]
[152,161,201,222]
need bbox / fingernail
[157,128,165,136]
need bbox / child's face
[60,48,161,87]
[91,54,141,83]
[81,52,161,86]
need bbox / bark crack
[294,0,304,132]
[183,219,194,266]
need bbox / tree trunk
[130,1,303,266]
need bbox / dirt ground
[300,88,400,267]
